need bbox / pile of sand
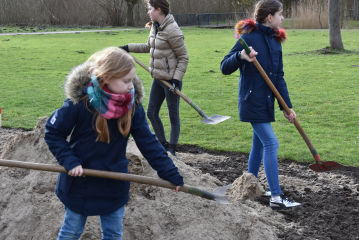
[0,118,286,240]
[225,173,265,203]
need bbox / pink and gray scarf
[87,75,135,119]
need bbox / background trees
[0,0,357,28]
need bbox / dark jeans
[147,78,182,146]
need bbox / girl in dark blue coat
[44,47,184,240]
[221,0,301,211]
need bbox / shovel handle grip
[238,38,251,55]
[238,38,322,163]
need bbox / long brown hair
[86,47,136,143]
[254,0,283,24]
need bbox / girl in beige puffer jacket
[120,0,189,157]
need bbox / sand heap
[0,117,286,240]
[225,173,265,203]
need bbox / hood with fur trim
[234,19,287,43]
[64,62,145,105]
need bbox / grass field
[0,27,358,166]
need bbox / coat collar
[64,62,145,105]
[234,18,287,43]
[146,14,175,30]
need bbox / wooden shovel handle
[130,54,211,120]
[0,159,216,200]
[239,38,323,164]
[131,55,191,104]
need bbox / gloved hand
[283,109,296,123]
[119,45,129,53]
[168,79,180,94]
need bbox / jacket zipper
[166,57,170,74]
[151,24,158,77]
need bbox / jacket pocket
[165,57,170,74]
[57,172,74,194]
[243,81,254,101]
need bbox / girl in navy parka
[221,0,301,211]
[45,47,183,240]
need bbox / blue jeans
[147,78,182,145]
[57,206,125,240]
[248,122,282,197]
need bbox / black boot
[168,144,177,158]
[160,141,169,151]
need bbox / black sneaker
[168,144,177,158]
[270,194,302,210]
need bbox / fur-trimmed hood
[64,62,145,105]
[234,19,287,43]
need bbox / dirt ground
[177,145,359,240]
[1,124,359,240]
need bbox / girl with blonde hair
[45,47,183,240]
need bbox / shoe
[168,144,177,158]
[263,191,271,197]
[270,194,302,211]
[160,141,169,151]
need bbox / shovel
[238,38,345,172]
[130,54,231,125]
[0,159,232,204]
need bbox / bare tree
[96,0,125,26]
[125,0,140,26]
[354,0,359,20]
[328,0,344,49]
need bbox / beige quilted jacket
[128,14,189,81]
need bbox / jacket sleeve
[130,103,184,186]
[276,50,292,110]
[44,99,83,171]
[128,30,151,53]
[168,29,189,81]
[220,38,247,75]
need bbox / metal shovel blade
[212,184,233,204]
[309,161,346,172]
[201,115,231,125]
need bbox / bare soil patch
[1,125,358,239]
[0,120,284,240]
[177,144,359,240]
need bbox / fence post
[197,14,200,27]
[217,14,218,26]
[207,14,209,25]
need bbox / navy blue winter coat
[44,62,184,216]
[221,23,292,123]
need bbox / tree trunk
[126,0,139,27]
[354,0,359,20]
[328,0,344,49]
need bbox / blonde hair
[86,47,136,143]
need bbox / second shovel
[130,55,231,125]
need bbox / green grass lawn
[0,28,358,166]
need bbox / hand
[240,47,258,62]
[283,109,296,123]
[172,186,181,193]
[68,165,85,177]
[168,79,180,94]
[119,45,129,53]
